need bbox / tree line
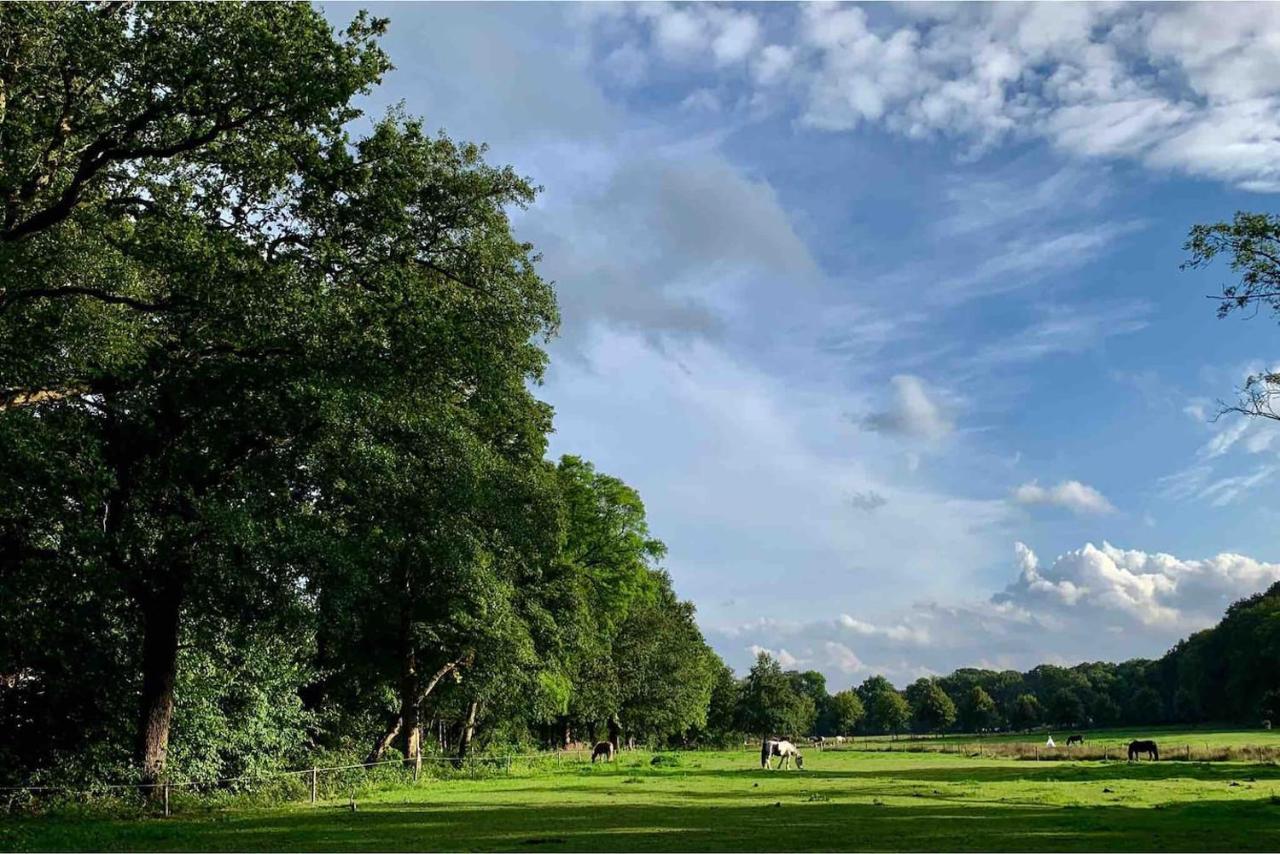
[0,3,725,788]
[717,578,1280,741]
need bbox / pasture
[7,734,1280,852]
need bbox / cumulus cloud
[709,540,1280,685]
[636,4,762,66]
[861,375,954,441]
[1013,480,1116,515]
[603,3,1280,191]
[995,541,1280,627]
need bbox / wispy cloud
[1013,480,1117,516]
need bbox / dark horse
[591,741,616,763]
[1066,735,1084,746]
[1128,739,1158,761]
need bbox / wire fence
[1,749,590,816]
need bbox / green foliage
[868,690,911,736]
[1048,690,1086,728]
[736,653,816,737]
[613,575,719,743]
[0,1,730,788]
[906,680,956,734]
[1007,693,1043,730]
[827,690,866,736]
[1183,212,1280,418]
[960,687,999,732]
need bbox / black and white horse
[761,738,804,770]
[591,741,616,763]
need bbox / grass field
[6,732,1280,852]
[854,724,1280,749]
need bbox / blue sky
[323,2,1280,685]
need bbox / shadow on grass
[6,793,1280,852]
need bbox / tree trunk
[607,716,622,752]
[455,700,479,767]
[394,614,419,763]
[136,583,183,787]
[365,655,468,764]
[365,713,402,765]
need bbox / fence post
[310,768,318,804]
[1186,745,1190,762]
[413,752,421,782]
[1104,746,1108,762]
[1035,746,1040,761]
[163,784,170,817]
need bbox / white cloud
[861,374,954,441]
[710,540,1280,685]
[679,88,721,113]
[637,4,762,66]
[838,614,929,645]
[709,9,761,66]
[749,644,798,669]
[753,45,795,86]
[605,3,1280,191]
[1013,479,1116,516]
[822,641,866,675]
[996,541,1280,628]
[602,42,649,87]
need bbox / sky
[323,1,1280,686]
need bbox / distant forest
[737,579,1280,741]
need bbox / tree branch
[0,285,173,314]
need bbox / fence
[1,750,583,816]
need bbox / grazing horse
[1128,740,1158,761]
[591,741,616,763]
[834,735,846,744]
[761,738,804,770]
[1066,735,1084,746]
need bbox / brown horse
[1128,739,1158,761]
[591,741,616,763]
[1066,734,1084,746]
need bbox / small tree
[1049,689,1086,728]
[908,679,957,734]
[962,686,999,733]
[870,690,910,738]
[828,690,866,736]
[1007,693,1042,730]
[1128,686,1164,725]
[736,653,813,737]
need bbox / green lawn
[7,746,1280,852]
[853,724,1280,749]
